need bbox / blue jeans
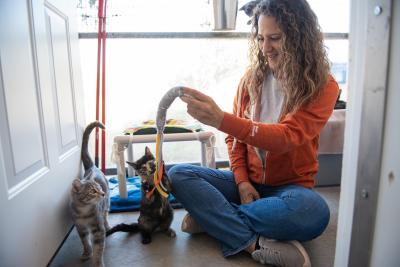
[168,164,330,257]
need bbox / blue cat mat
[108,176,182,213]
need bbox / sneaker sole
[290,240,311,267]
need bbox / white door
[0,0,85,266]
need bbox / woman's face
[257,14,283,72]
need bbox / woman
[169,0,339,266]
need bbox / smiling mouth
[267,54,278,60]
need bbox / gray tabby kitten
[106,146,175,244]
[70,121,110,267]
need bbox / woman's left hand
[180,88,224,129]
[238,181,260,204]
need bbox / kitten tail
[106,223,139,236]
[81,121,105,170]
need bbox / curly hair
[247,0,330,115]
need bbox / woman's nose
[261,39,272,54]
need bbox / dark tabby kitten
[70,121,110,267]
[106,146,175,244]
[239,0,261,24]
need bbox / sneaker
[181,213,204,234]
[251,237,311,267]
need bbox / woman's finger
[182,87,209,101]
[181,95,204,108]
[180,95,193,104]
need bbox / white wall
[333,0,365,263]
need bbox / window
[77,0,349,168]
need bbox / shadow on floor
[49,186,340,267]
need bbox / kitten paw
[141,237,152,244]
[93,260,105,267]
[80,251,92,261]
[166,228,176,238]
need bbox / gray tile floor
[49,186,340,267]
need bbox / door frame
[335,0,394,266]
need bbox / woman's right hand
[238,181,260,204]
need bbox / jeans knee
[168,163,193,185]
[319,202,331,232]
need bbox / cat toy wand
[153,86,187,198]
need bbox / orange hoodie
[219,73,339,188]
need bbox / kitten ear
[145,146,152,156]
[72,178,81,192]
[126,161,138,170]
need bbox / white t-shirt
[257,73,284,163]
[259,73,284,124]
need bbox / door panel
[0,0,48,190]
[0,0,85,266]
[44,3,79,157]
